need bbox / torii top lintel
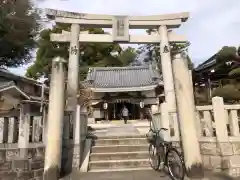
[45,9,189,29]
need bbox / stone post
[63,115,70,143]
[61,114,71,174]
[66,24,81,171]
[172,53,203,178]
[43,57,66,180]
[72,105,87,169]
[8,117,17,143]
[0,117,4,143]
[212,97,228,142]
[32,118,36,142]
[72,105,81,169]
[66,23,80,112]
[33,116,42,142]
[18,104,31,157]
[159,25,176,110]
[42,106,48,145]
[0,117,8,143]
[160,102,170,141]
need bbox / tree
[25,23,136,83]
[205,46,240,103]
[118,47,138,66]
[209,46,240,77]
[217,46,240,63]
[212,84,240,103]
[0,0,40,67]
[138,29,193,70]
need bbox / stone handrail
[152,96,240,142]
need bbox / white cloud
[10,0,240,75]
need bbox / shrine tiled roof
[83,65,163,92]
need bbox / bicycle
[146,127,185,180]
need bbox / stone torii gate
[43,9,203,180]
[46,9,189,112]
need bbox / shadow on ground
[61,170,240,180]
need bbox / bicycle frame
[151,129,173,165]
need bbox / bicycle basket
[146,130,156,143]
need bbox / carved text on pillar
[70,46,78,55]
[163,45,170,53]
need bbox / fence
[0,110,88,149]
[152,96,240,143]
[0,115,44,148]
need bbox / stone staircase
[88,135,151,172]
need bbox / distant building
[194,53,238,103]
[0,68,48,116]
[82,65,164,121]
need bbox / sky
[9,0,240,76]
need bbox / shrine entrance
[46,8,189,114]
[108,101,140,120]
[43,9,206,180]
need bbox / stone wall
[173,141,240,177]
[0,147,45,180]
[200,141,240,176]
[0,141,84,179]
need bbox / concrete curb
[80,138,92,172]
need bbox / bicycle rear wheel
[166,148,185,180]
[148,143,160,170]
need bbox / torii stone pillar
[172,53,203,178]
[43,57,66,180]
[66,24,80,112]
[159,25,176,110]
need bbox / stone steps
[89,159,150,170]
[93,138,148,146]
[91,134,146,140]
[88,135,150,172]
[91,144,148,153]
[90,151,149,161]
[89,167,152,172]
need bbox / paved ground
[64,170,238,180]
[89,122,143,137]
[69,170,170,180]
[62,122,238,180]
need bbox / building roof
[83,65,163,92]
[194,54,217,72]
[0,68,48,104]
[0,68,46,87]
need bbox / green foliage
[216,46,237,63]
[26,24,136,82]
[228,67,240,77]
[139,29,193,69]
[211,46,240,78]
[0,0,40,67]
[212,84,240,101]
[118,47,138,65]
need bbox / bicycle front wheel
[148,143,160,170]
[166,148,185,180]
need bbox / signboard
[112,16,129,42]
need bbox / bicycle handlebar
[160,128,168,131]
[151,128,168,133]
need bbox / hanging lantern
[140,101,144,108]
[103,102,108,109]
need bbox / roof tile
[85,66,162,89]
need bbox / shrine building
[82,65,164,121]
